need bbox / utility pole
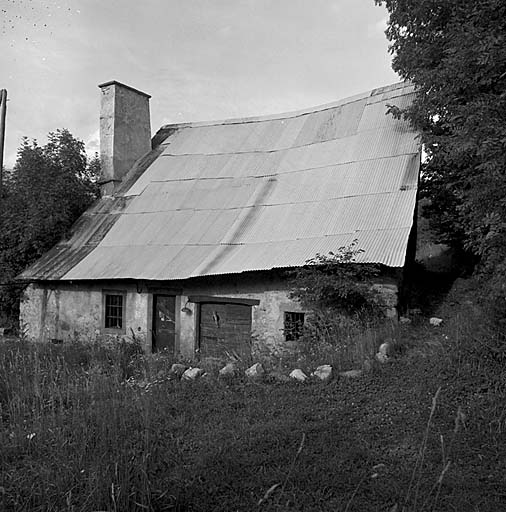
[0,89,7,201]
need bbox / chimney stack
[98,81,151,195]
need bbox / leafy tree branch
[0,129,100,327]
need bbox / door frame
[188,296,260,358]
[151,294,180,354]
[194,301,201,357]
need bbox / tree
[0,129,100,327]
[375,0,506,278]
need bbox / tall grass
[1,301,505,511]
[296,313,397,371]
[0,339,186,511]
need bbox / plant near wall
[289,242,380,314]
[288,242,382,367]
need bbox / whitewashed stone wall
[20,271,399,358]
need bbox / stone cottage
[19,80,420,358]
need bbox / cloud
[85,128,100,159]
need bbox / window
[103,292,126,331]
[284,312,305,341]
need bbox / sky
[0,0,397,168]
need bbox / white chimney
[98,81,151,195]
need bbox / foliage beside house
[0,130,99,328]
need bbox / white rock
[375,352,389,363]
[182,367,204,381]
[430,317,443,326]
[245,363,265,379]
[379,342,391,357]
[289,369,308,382]
[339,369,363,378]
[312,365,333,381]
[169,363,188,379]
[219,362,239,378]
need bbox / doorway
[152,295,176,353]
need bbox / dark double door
[152,295,176,353]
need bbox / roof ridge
[155,81,411,131]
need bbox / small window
[103,292,126,331]
[284,312,305,341]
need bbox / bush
[288,242,383,367]
[288,242,380,315]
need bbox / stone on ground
[219,362,239,378]
[289,369,308,382]
[168,363,188,379]
[245,363,265,379]
[429,317,443,326]
[375,342,391,363]
[375,351,389,363]
[376,341,392,363]
[182,367,204,381]
[312,364,333,382]
[379,342,391,357]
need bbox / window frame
[284,311,305,341]
[102,290,127,334]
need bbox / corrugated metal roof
[18,196,135,280]
[22,81,421,281]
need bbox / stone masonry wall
[20,270,399,358]
[177,279,305,359]
[20,283,151,351]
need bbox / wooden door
[152,295,176,353]
[199,302,252,359]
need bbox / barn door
[152,295,176,353]
[199,302,252,359]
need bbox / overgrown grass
[295,313,398,371]
[1,293,506,511]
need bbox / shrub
[288,242,383,367]
[288,242,380,315]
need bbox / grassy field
[1,280,506,511]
